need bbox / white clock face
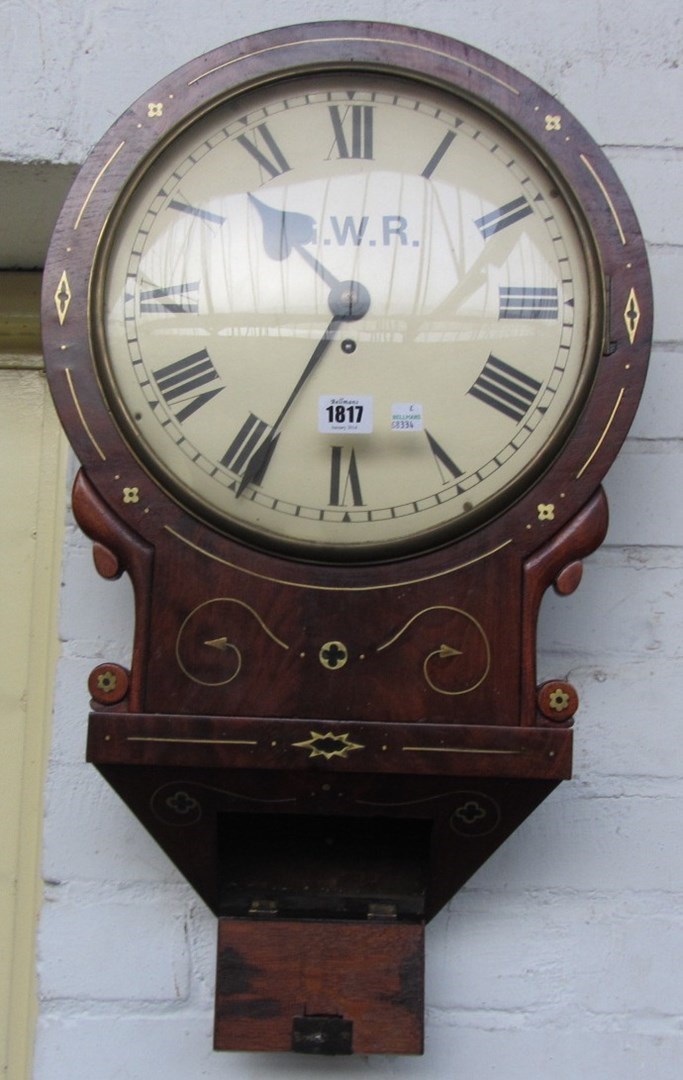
[98,72,599,560]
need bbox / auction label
[391,403,424,431]
[319,395,373,434]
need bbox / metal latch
[292,1015,353,1055]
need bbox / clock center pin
[329,279,371,321]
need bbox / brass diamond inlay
[624,286,640,344]
[54,270,72,325]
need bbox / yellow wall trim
[0,270,66,1079]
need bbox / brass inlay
[147,102,164,117]
[544,114,562,131]
[152,781,294,802]
[548,689,571,712]
[175,597,288,687]
[54,270,71,325]
[122,486,140,504]
[377,605,491,697]
[450,795,501,836]
[73,140,125,230]
[164,527,512,592]
[422,645,463,695]
[127,736,258,746]
[576,388,625,479]
[318,640,348,670]
[206,636,235,649]
[537,503,555,521]
[402,745,521,755]
[188,36,521,95]
[64,368,107,460]
[624,286,641,344]
[165,790,198,815]
[291,730,365,760]
[580,154,626,245]
[357,791,474,808]
[149,781,296,825]
[96,671,117,693]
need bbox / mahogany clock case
[41,21,652,1057]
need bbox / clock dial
[98,74,600,560]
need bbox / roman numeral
[475,196,533,239]
[329,446,363,507]
[235,123,291,179]
[499,287,559,319]
[168,200,226,226]
[468,355,542,422]
[152,349,223,422]
[421,130,457,179]
[140,281,199,314]
[328,105,374,159]
[221,413,274,479]
[425,431,463,483]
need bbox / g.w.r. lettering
[321,215,417,247]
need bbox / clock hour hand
[248,195,341,290]
[235,278,371,497]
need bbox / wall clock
[42,21,651,1056]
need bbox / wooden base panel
[214,917,424,1055]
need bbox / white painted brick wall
[9,0,680,1076]
[39,889,191,1001]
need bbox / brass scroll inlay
[377,605,491,696]
[150,780,297,826]
[175,597,288,687]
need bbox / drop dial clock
[42,21,652,1057]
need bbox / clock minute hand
[235,312,344,497]
[235,278,372,498]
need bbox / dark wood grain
[214,919,424,1054]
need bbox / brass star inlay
[291,730,365,760]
